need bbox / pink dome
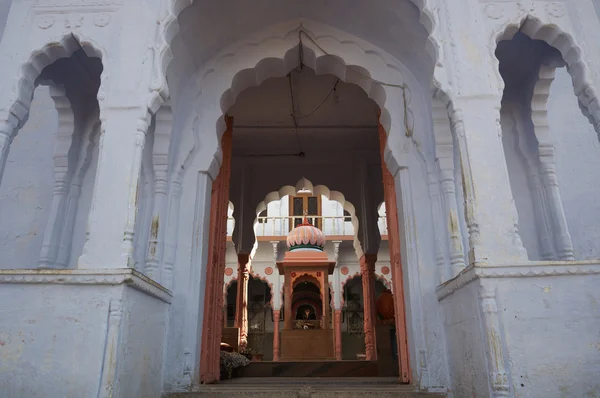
[286,218,326,251]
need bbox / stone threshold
[436,260,600,301]
[0,268,172,303]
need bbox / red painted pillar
[273,309,281,361]
[378,119,411,383]
[200,116,233,384]
[334,309,343,360]
[360,253,377,361]
[235,253,250,349]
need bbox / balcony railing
[226,215,388,237]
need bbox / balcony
[226,215,388,241]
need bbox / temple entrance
[202,61,411,383]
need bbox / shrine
[277,214,336,361]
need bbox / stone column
[538,143,575,260]
[161,178,183,290]
[360,253,377,361]
[273,309,281,361]
[334,309,342,361]
[78,106,151,269]
[478,283,510,397]
[378,122,410,381]
[322,273,330,329]
[144,103,173,281]
[235,253,250,349]
[200,118,233,384]
[56,118,100,268]
[0,114,18,191]
[38,86,76,268]
[284,271,293,330]
[450,97,528,265]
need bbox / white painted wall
[548,67,600,260]
[0,86,99,269]
[0,0,11,44]
[0,87,56,269]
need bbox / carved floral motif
[340,266,349,275]
[225,267,233,276]
[94,13,111,27]
[381,266,390,275]
[484,4,504,20]
[36,15,55,29]
[264,267,273,275]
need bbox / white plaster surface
[0,87,56,269]
[0,283,118,397]
[498,273,600,397]
[440,280,489,397]
[548,68,600,260]
[1,1,600,397]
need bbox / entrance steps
[236,360,386,378]
[166,377,447,398]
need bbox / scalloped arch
[204,40,406,178]
[3,34,104,131]
[339,272,391,306]
[158,0,440,104]
[223,278,237,302]
[254,177,364,259]
[171,20,425,179]
[249,271,275,308]
[340,272,361,307]
[493,15,600,135]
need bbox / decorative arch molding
[223,278,237,304]
[340,272,361,307]
[173,19,429,182]
[157,1,441,103]
[249,271,275,309]
[253,177,364,258]
[374,274,392,290]
[492,15,600,136]
[292,273,321,291]
[0,33,105,132]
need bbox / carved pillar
[432,97,466,279]
[235,253,250,349]
[530,63,574,260]
[56,117,100,268]
[322,273,330,329]
[360,253,377,361]
[378,122,410,382]
[78,107,151,269]
[450,97,528,265]
[525,157,556,260]
[145,103,173,281]
[284,271,293,330]
[439,164,466,276]
[161,179,182,290]
[0,115,18,191]
[273,309,281,361]
[478,283,510,397]
[334,309,342,361]
[505,106,556,260]
[538,143,575,260]
[39,86,76,268]
[99,299,123,398]
[200,116,233,384]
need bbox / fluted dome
[286,217,326,251]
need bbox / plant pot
[251,354,264,362]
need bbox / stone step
[236,360,386,378]
[165,377,446,398]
